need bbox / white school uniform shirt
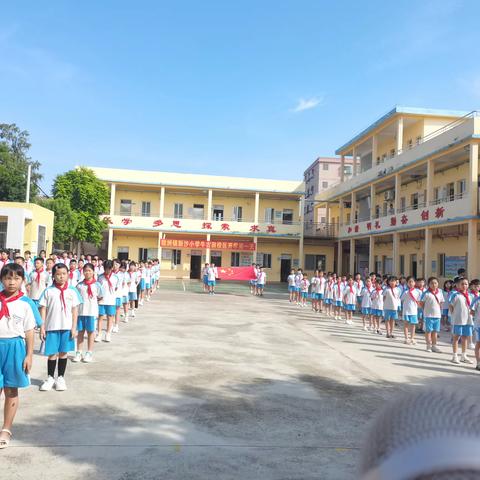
[68,269,81,287]
[287,274,295,287]
[300,278,310,292]
[121,272,130,297]
[207,267,216,281]
[28,269,50,301]
[361,286,373,308]
[342,285,356,305]
[76,280,103,317]
[310,276,318,293]
[401,288,421,316]
[24,258,34,274]
[449,291,474,326]
[383,286,401,310]
[114,271,124,299]
[94,265,104,279]
[257,271,266,285]
[317,276,326,294]
[471,296,480,327]
[39,285,83,331]
[325,281,334,300]
[332,282,343,301]
[354,280,364,296]
[97,273,119,306]
[128,271,139,292]
[294,273,303,288]
[371,288,384,310]
[421,289,444,319]
[0,294,38,338]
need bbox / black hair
[52,263,68,275]
[69,259,77,264]
[103,259,113,270]
[0,263,25,279]
[458,268,466,275]
[470,279,480,286]
[406,276,416,282]
[427,276,438,285]
[15,256,25,262]
[129,261,137,267]
[83,262,95,272]
[34,257,45,264]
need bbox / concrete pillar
[325,202,330,224]
[393,232,400,276]
[352,147,357,176]
[426,159,434,206]
[372,135,378,165]
[107,229,113,259]
[207,189,213,221]
[394,173,401,213]
[424,227,432,278]
[337,241,343,275]
[299,196,304,267]
[341,155,345,183]
[206,233,211,263]
[351,192,357,224]
[160,186,165,217]
[109,183,116,216]
[370,184,376,220]
[369,236,375,273]
[349,238,355,274]
[339,197,344,226]
[469,143,479,215]
[468,220,478,278]
[254,192,260,224]
[253,237,258,264]
[396,116,404,154]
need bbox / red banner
[217,266,257,281]
[160,239,255,251]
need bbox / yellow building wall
[402,119,424,146]
[256,240,300,281]
[423,117,457,136]
[164,192,211,218]
[209,194,256,222]
[258,198,300,223]
[112,232,158,262]
[115,189,161,216]
[303,243,335,276]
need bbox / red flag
[217,266,256,281]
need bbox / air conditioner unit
[384,190,395,201]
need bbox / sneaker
[105,332,112,343]
[72,351,82,362]
[461,354,473,364]
[120,312,124,318]
[431,345,442,353]
[40,376,55,391]
[404,339,410,345]
[346,320,353,325]
[94,333,101,343]
[112,325,119,333]
[131,310,136,318]
[83,351,93,363]
[377,330,383,335]
[426,344,432,352]
[363,326,368,331]
[469,343,476,350]
[451,354,461,364]
[55,376,67,391]
[123,317,129,323]
[411,339,417,345]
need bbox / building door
[280,259,291,282]
[411,254,417,278]
[190,255,202,279]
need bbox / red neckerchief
[349,284,354,294]
[408,288,418,304]
[35,268,44,284]
[83,278,96,299]
[429,288,441,305]
[375,287,382,298]
[470,290,478,298]
[389,286,398,299]
[54,282,68,312]
[460,290,471,307]
[104,272,113,291]
[357,280,361,290]
[69,269,75,280]
[0,291,24,319]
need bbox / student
[299,273,309,307]
[0,249,11,270]
[354,273,364,312]
[468,279,480,349]
[145,261,152,302]
[250,264,258,295]
[472,294,480,370]
[67,260,80,287]
[74,263,103,363]
[39,263,82,391]
[13,257,28,295]
[138,261,146,305]
[360,278,374,331]
[23,250,34,276]
[332,277,343,320]
[310,270,319,312]
[370,279,384,335]
[96,260,118,342]
[449,277,474,365]
[442,280,453,332]
[120,261,130,321]
[317,271,326,313]
[127,262,139,317]
[257,267,266,297]
[415,278,427,334]
[287,269,296,303]
[27,257,49,325]
[401,276,420,345]
[383,276,400,339]
[419,277,444,353]
[342,276,356,325]
[207,263,216,295]
[112,259,123,333]
[203,263,210,293]
[45,258,55,286]
[324,275,334,317]
[0,263,37,449]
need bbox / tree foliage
[38,197,79,245]
[0,124,42,202]
[52,167,110,247]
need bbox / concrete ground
[2,281,480,479]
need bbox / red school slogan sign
[160,239,256,251]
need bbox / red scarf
[69,269,75,280]
[0,291,24,320]
[470,290,478,298]
[375,287,382,298]
[104,272,113,291]
[84,278,96,299]
[349,285,354,294]
[54,282,69,312]
[408,288,418,304]
[390,286,398,299]
[357,280,361,290]
[429,288,441,305]
[460,290,471,308]
[35,268,44,285]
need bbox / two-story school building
[90,167,304,281]
[315,106,480,282]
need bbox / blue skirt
[44,330,75,356]
[0,337,30,388]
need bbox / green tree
[52,167,110,250]
[0,124,42,202]
[38,197,79,246]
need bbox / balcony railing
[304,222,338,238]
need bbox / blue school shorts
[418,309,424,320]
[324,298,332,305]
[404,314,418,324]
[476,327,480,340]
[44,330,75,356]
[384,309,398,321]
[115,298,122,308]
[372,309,383,317]
[139,279,146,290]
[344,304,355,311]
[301,292,308,299]
[317,293,324,300]
[128,292,138,301]
[425,317,441,333]
[99,304,116,316]
[208,280,216,287]
[77,316,96,333]
[453,325,473,337]
[357,296,362,304]
[257,283,264,289]
[0,337,30,388]
[288,286,295,292]
[122,296,128,304]
[204,275,209,285]
[442,309,449,317]
[361,307,371,315]
[145,283,151,290]
[295,286,300,292]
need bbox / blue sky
[1,0,479,192]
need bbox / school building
[0,201,54,255]
[90,167,304,280]
[314,106,480,282]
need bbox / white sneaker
[404,339,410,345]
[431,345,442,353]
[469,343,476,350]
[105,332,112,343]
[461,354,473,364]
[94,333,101,343]
[363,326,368,331]
[346,320,353,325]
[123,317,129,323]
[120,312,124,318]
[426,345,432,353]
[72,351,82,362]
[131,310,136,318]
[83,351,93,363]
[451,354,461,364]
[40,376,55,391]
[55,376,67,391]
[139,300,144,306]
[112,325,119,333]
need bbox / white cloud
[292,96,324,113]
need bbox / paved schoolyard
[2,282,480,479]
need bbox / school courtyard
[3,282,480,480]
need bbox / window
[233,206,243,222]
[120,199,132,215]
[172,249,181,265]
[457,179,466,197]
[322,181,328,189]
[390,149,396,158]
[282,209,293,224]
[400,197,406,212]
[174,203,183,218]
[322,163,329,171]
[320,216,326,223]
[37,225,46,253]
[193,204,205,220]
[446,182,455,201]
[138,248,148,262]
[264,208,275,223]
[117,247,129,261]
[411,193,419,210]
[400,255,405,275]
[0,220,7,249]
[416,135,422,145]
[257,253,272,268]
[375,206,380,218]
[231,252,240,267]
[212,205,224,221]
[141,201,151,217]
[344,165,353,176]
[305,254,326,271]
[438,253,446,277]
